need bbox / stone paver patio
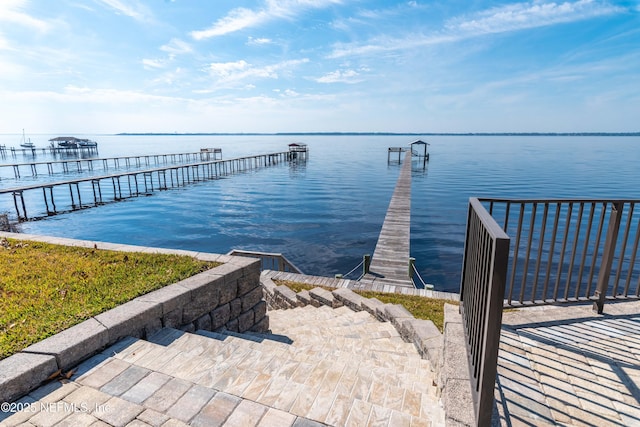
[494,300,640,427]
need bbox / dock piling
[409,257,416,279]
[363,254,371,275]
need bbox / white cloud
[447,0,623,35]
[206,58,309,84]
[316,69,362,83]
[191,8,267,40]
[0,85,184,107]
[160,39,193,56]
[96,0,152,22]
[191,0,342,40]
[0,0,52,32]
[209,60,251,78]
[247,37,273,45]
[328,33,456,58]
[0,57,25,77]
[148,67,188,87]
[142,58,166,69]
[142,39,193,72]
[60,85,191,106]
[329,1,624,58]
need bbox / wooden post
[363,254,371,275]
[408,257,415,279]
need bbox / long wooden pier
[0,150,221,179]
[0,145,99,157]
[362,154,415,288]
[1,150,298,221]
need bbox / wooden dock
[0,150,221,179]
[0,145,99,157]
[1,150,299,221]
[362,153,415,288]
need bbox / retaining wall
[0,232,266,403]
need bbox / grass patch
[274,280,457,332]
[0,238,220,360]
[277,280,317,294]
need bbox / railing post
[408,257,415,279]
[593,201,623,314]
[363,254,371,275]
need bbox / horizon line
[114,131,640,136]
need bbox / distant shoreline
[115,132,640,137]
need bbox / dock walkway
[362,154,414,288]
[0,151,219,179]
[1,151,295,221]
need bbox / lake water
[1,134,638,292]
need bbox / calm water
[1,135,638,292]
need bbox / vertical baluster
[613,203,634,296]
[532,203,549,303]
[553,202,573,301]
[565,203,585,300]
[547,205,560,291]
[623,205,640,297]
[520,203,537,303]
[508,203,525,304]
[586,203,607,296]
[575,202,596,299]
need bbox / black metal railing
[460,197,510,426]
[481,198,640,312]
[227,249,303,274]
[460,197,640,426]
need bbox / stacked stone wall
[0,235,267,403]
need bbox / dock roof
[48,136,81,142]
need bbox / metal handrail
[460,197,510,426]
[460,196,640,426]
[479,198,640,312]
[227,249,303,274]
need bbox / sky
[0,0,638,134]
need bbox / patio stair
[57,305,445,426]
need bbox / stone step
[61,346,319,427]
[130,327,433,383]
[267,305,438,360]
[3,303,444,427]
[269,304,369,320]
[267,305,377,327]
[118,304,443,425]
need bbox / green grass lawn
[275,279,457,332]
[0,238,219,360]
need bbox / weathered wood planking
[364,154,414,288]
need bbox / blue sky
[0,0,638,133]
